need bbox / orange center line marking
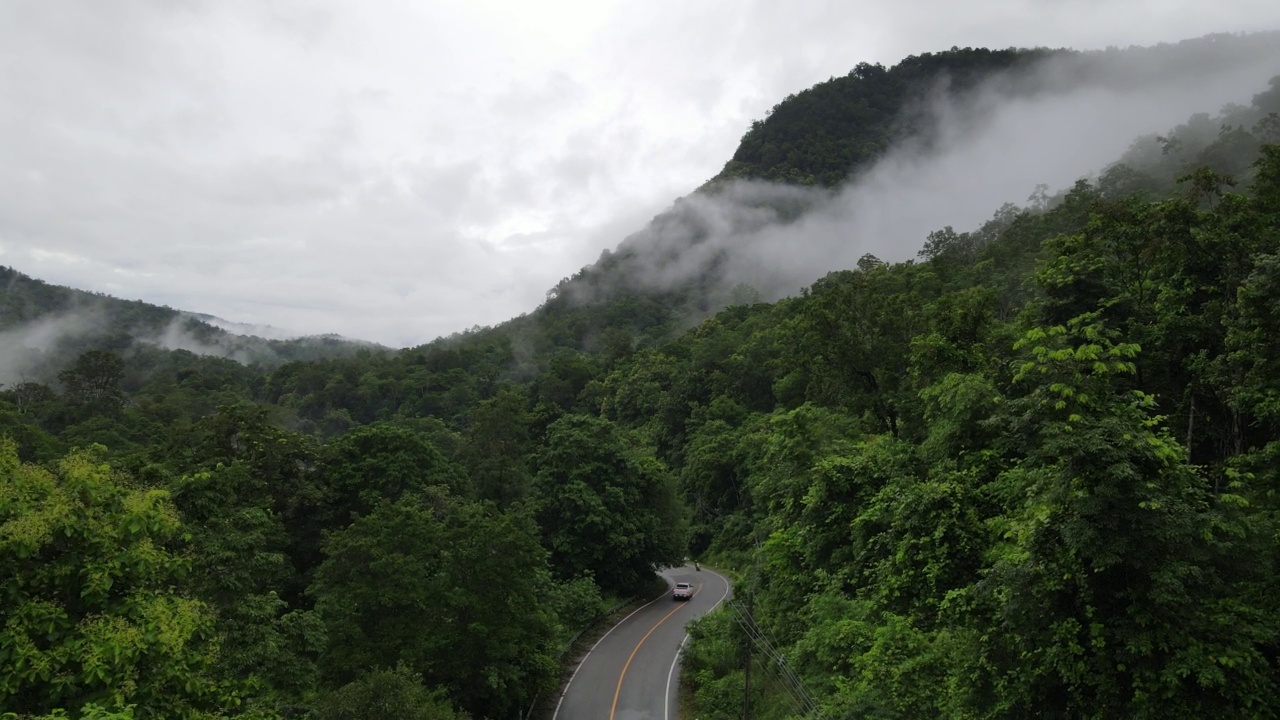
[609,583,701,720]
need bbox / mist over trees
[4,34,1280,719]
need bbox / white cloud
[2,1,1279,347]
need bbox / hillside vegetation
[0,266,385,378]
[3,36,1280,719]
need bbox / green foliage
[532,414,687,594]
[963,313,1280,717]
[170,462,324,713]
[0,440,225,719]
[710,48,1060,188]
[314,667,466,720]
[2,704,138,720]
[57,351,125,413]
[0,402,61,464]
[792,263,935,435]
[793,595,958,719]
[543,573,608,646]
[680,415,755,555]
[308,492,558,719]
[681,611,747,719]
[320,421,470,513]
[678,98,1280,720]
[461,386,534,507]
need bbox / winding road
[552,565,732,720]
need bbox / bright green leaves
[0,441,222,719]
[1013,318,1140,381]
[854,470,985,626]
[828,609,956,718]
[680,610,751,718]
[1011,315,1141,430]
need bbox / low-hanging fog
[0,308,250,387]
[0,312,103,388]
[607,37,1280,303]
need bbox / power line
[727,599,824,719]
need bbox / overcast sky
[3,1,1279,348]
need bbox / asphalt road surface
[552,565,732,720]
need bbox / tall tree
[309,492,558,719]
[57,351,125,415]
[532,414,686,594]
[462,387,533,507]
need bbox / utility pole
[744,524,764,720]
[743,591,752,720]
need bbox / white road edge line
[551,584,670,720]
[665,569,732,720]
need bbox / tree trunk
[1185,394,1195,465]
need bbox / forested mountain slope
[3,33,1280,720]
[679,141,1280,720]
[712,33,1280,187]
[0,266,386,383]
[507,33,1280,361]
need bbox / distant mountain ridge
[181,311,301,342]
[0,265,386,387]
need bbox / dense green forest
[4,37,1280,719]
